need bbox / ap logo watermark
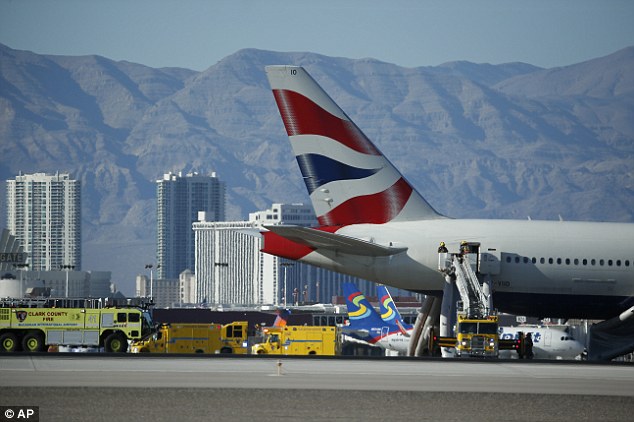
[0,406,39,422]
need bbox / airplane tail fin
[377,285,413,335]
[265,66,443,227]
[342,282,395,343]
[273,309,290,327]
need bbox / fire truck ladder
[451,255,490,318]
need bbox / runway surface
[1,355,633,421]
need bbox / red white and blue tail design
[265,66,442,227]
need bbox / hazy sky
[1,0,633,71]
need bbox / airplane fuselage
[299,219,634,319]
[498,326,585,360]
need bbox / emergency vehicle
[252,325,339,355]
[130,322,248,354]
[0,297,153,353]
[454,313,500,358]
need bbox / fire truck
[252,325,339,355]
[0,297,154,353]
[454,313,500,358]
[130,322,248,354]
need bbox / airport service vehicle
[130,322,248,354]
[261,66,634,358]
[0,297,153,353]
[252,325,339,355]
[454,313,500,358]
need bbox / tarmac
[2,354,633,421]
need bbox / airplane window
[600,259,605,266]
[625,260,630,267]
[540,258,545,264]
[506,256,511,263]
[574,258,579,265]
[565,258,570,265]
[557,258,562,265]
[532,257,537,264]
[515,257,520,264]
[523,257,529,264]
[583,259,588,265]
[549,258,554,264]
[616,260,621,266]
[608,260,613,266]
[591,259,596,266]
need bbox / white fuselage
[376,331,412,354]
[498,326,585,360]
[300,219,634,318]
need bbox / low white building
[0,270,111,298]
[135,274,180,308]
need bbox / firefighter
[525,333,534,359]
[438,241,448,253]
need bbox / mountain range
[1,44,633,295]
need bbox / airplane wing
[263,225,407,257]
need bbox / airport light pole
[145,264,155,299]
[60,264,75,298]
[280,262,294,307]
[214,262,228,304]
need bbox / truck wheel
[220,347,232,354]
[105,333,127,353]
[0,333,19,352]
[22,332,44,352]
[256,349,266,354]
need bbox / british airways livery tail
[265,66,442,226]
[263,65,634,330]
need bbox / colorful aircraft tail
[273,309,290,326]
[265,66,443,227]
[342,282,399,344]
[377,285,413,335]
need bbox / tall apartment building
[6,172,81,271]
[156,171,225,280]
[194,203,375,306]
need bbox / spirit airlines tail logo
[266,66,440,227]
[347,291,372,321]
[377,285,413,335]
[379,294,397,322]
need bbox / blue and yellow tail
[342,282,400,344]
[377,285,413,335]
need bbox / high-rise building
[6,172,81,271]
[156,171,225,280]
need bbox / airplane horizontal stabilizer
[263,225,407,257]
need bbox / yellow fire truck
[252,325,339,355]
[0,298,154,353]
[455,313,499,358]
[130,322,248,354]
